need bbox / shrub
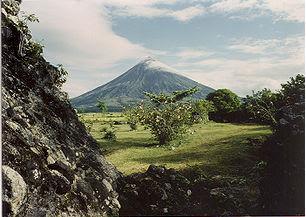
[124,107,138,131]
[243,74,305,126]
[54,64,68,88]
[103,129,117,141]
[278,73,305,106]
[191,99,214,123]
[244,88,278,125]
[135,87,198,145]
[96,100,108,113]
[206,89,241,122]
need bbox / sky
[21,0,304,98]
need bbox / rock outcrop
[118,165,254,216]
[2,0,121,216]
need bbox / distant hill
[70,57,215,112]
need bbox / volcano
[70,57,214,111]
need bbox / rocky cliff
[2,1,121,216]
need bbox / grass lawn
[79,113,272,176]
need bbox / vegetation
[102,129,117,141]
[206,89,241,122]
[243,74,305,126]
[55,64,68,88]
[79,113,271,176]
[96,100,108,113]
[191,99,214,123]
[77,75,304,215]
[133,87,199,145]
[278,73,305,106]
[124,107,138,130]
[244,88,278,125]
[258,74,305,214]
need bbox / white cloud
[209,0,304,22]
[228,35,304,57]
[101,0,304,23]
[174,35,304,95]
[170,5,206,21]
[21,0,304,97]
[210,0,259,13]
[21,0,163,97]
[174,48,213,60]
[263,0,305,22]
[105,2,206,22]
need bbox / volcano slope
[71,57,214,112]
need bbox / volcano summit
[71,57,214,112]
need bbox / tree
[243,74,305,126]
[96,100,107,113]
[244,88,278,125]
[191,99,214,123]
[278,74,305,106]
[206,89,241,122]
[135,87,199,145]
[124,107,138,130]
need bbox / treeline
[205,74,304,126]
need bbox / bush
[54,64,68,88]
[124,107,139,131]
[103,129,117,141]
[191,99,214,123]
[244,88,278,125]
[257,74,305,214]
[206,89,241,122]
[279,73,305,106]
[243,74,305,126]
[135,87,198,145]
[96,100,108,113]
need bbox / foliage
[124,107,138,130]
[76,108,86,114]
[79,112,271,175]
[135,87,199,145]
[206,89,241,122]
[191,99,215,123]
[96,100,108,113]
[243,74,305,126]
[244,88,278,125]
[54,64,68,88]
[103,129,117,141]
[136,103,194,145]
[144,87,199,106]
[278,74,305,106]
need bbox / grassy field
[79,113,272,176]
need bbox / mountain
[70,57,215,112]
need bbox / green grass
[79,113,272,176]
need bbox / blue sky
[22,0,304,97]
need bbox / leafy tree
[278,74,305,106]
[124,107,138,130]
[96,100,108,113]
[191,99,214,123]
[135,87,198,145]
[144,87,199,106]
[206,89,241,122]
[244,88,278,125]
[243,74,305,125]
[259,74,305,214]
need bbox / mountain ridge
[71,57,215,111]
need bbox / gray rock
[102,179,113,193]
[2,1,121,215]
[2,165,27,216]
